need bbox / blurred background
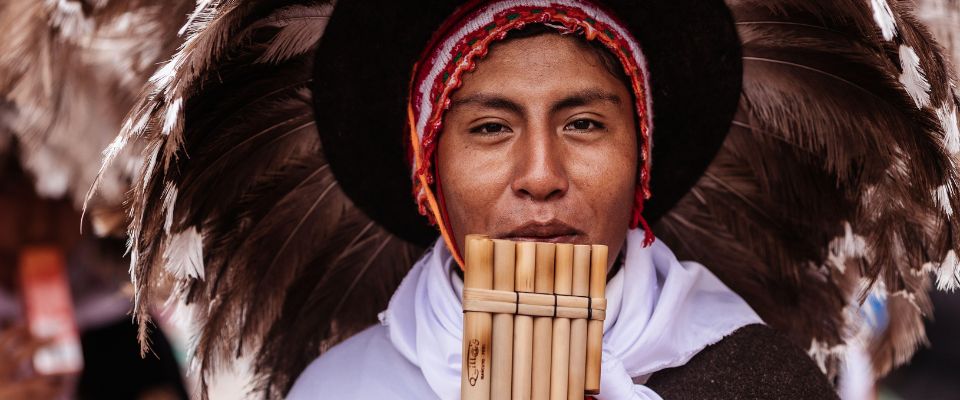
[0,1,958,399]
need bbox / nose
[510,124,569,201]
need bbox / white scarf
[384,229,763,399]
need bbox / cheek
[436,133,509,239]
[587,161,634,210]
[569,131,637,237]
[611,142,638,212]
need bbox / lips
[500,219,585,243]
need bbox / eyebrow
[449,89,623,116]
[549,89,622,113]
[450,93,524,115]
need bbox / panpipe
[461,235,607,400]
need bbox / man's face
[437,33,638,267]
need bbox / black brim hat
[312,0,743,249]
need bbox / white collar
[383,229,763,399]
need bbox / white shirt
[289,230,762,399]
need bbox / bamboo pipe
[512,242,536,400]
[491,239,516,400]
[550,244,573,400]
[531,242,556,400]
[584,244,608,395]
[567,245,591,399]
[462,236,494,400]
[464,234,488,262]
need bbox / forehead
[453,33,628,99]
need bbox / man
[289,17,833,398]
[94,0,960,398]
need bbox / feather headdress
[0,0,191,209]
[91,0,960,397]
[656,0,960,378]
[93,1,423,396]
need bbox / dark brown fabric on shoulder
[645,324,838,400]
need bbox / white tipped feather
[808,340,848,374]
[827,222,867,272]
[898,45,932,108]
[870,0,898,41]
[937,250,960,291]
[938,104,960,154]
[889,290,920,312]
[129,245,142,310]
[151,53,181,90]
[163,184,178,234]
[180,0,217,36]
[936,184,954,217]
[164,226,205,281]
[162,97,183,136]
[914,261,937,276]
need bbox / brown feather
[657,0,960,379]
[91,1,425,398]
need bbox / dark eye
[469,122,511,134]
[564,119,605,131]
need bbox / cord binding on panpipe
[462,288,607,320]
